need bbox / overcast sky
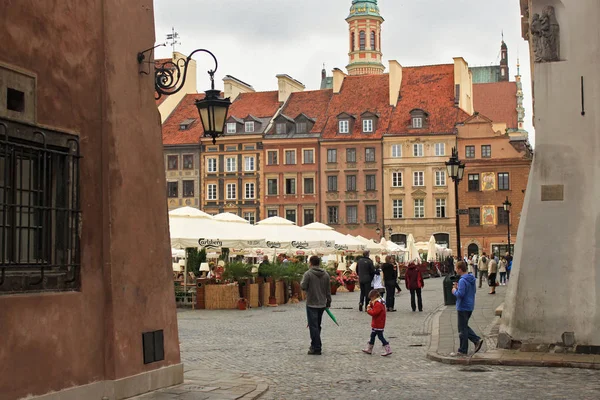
[153,0,534,145]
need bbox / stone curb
[239,382,270,399]
[426,351,600,370]
[426,303,600,371]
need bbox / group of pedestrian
[466,251,513,294]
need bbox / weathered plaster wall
[502,0,600,345]
[0,1,180,399]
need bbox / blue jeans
[369,329,389,346]
[457,310,480,354]
[306,307,325,351]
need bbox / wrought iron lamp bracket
[138,47,219,100]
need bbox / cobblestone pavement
[176,278,600,400]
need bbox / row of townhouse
[160,57,532,255]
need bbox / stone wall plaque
[541,184,564,201]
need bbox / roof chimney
[332,68,346,94]
[276,74,305,103]
[453,57,474,115]
[223,75,255,102]
[388,60,402,107]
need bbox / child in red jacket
[362,289,392,356]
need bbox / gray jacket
[301,267,332,308]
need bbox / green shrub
[222,262,254,283]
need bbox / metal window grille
[0,119,81,294]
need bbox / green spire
[348,0,382,19]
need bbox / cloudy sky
[153,0,534,145]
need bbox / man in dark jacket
[405,262,424,312]
[301,256,332,355]
[356,251,375,312]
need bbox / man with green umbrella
[301,255,332,355]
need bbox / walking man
[477,252,489,288]
[301,255,332,355]
[356,251,375,312]
[451,261,484,357]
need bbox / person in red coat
[362,290,392,356]
[405,262,424,312]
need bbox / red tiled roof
[473,82,518,129]
[156,94,169,106]
[162,94,205,145]
[277,89,333,133]
[228,91,281,119]
[321,74,391,139]
[388,64,469,134]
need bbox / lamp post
[445,147,466,259]
[387,227,393,240]
[503,196,512,257]
[139,47,231,144]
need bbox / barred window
[0,119,81,294]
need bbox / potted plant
[221,262,254,305]
[343,271,358,292]
[327,268,342,295]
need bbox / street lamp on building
[375,226,393,240]
[503,196,512,257]
[445,147,466,259]
[139,47,231,144]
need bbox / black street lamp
[445,147,466,259]
[139,47,231,144]
[503,196,512,257]
[375,226,394,240]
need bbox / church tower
[499,39,509,81]
[346,0,385,76]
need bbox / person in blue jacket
[451,261,484,356]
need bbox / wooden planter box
[204,284,239,310]
[247,283,259,308]
[262,282,271,307]
[275,280,285,305]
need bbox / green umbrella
[325,308,339,326]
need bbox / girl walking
[362,289,392,356]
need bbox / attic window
[363,119,373,133]
[245,121,254,133]
[227,123,236,133]
[276,123,286,134]
[297,122,307,133]
[339,120,349,134]
[179,118,195,130]
[410,109,427,129]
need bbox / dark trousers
[306,306,325,351]
[506,269,511,280]
[369,329,389,346]
[395,281,402,292]
[359,282,371,308]
[457,310,480,354]
[384,281,396,309]
[410,288,423,311]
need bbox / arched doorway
[467,243,479,257]
[390,233,406,248]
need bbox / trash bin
[443,275,459,306]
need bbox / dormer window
[276,123,286,134]
[339,120,349,134]
[245,121,254,133]
[226,122,236,133]
[179,118,195,130]
[336,112,355,134]
[409,109,428,129]
[361,111,378,134]
[297,122,307,133]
